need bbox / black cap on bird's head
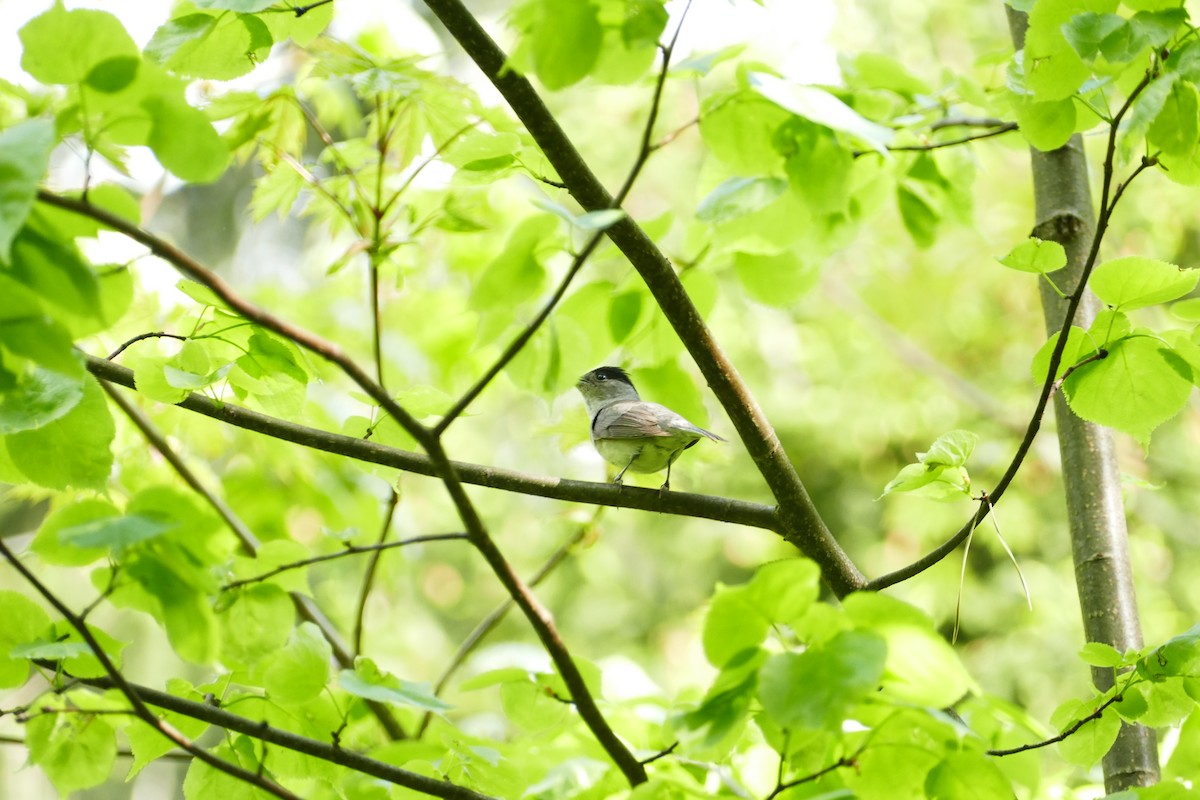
[576,366,640,405]
[581,366,634,387]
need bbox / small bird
[575,366,724,491]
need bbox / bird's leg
[660,450,681,495]
[613,450,640,486]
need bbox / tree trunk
[1006,8,1160,791]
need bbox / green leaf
[338,658,452,713]
[470,215,554,311]
[1014,97,1077,151]
[1079,641,1125,667]
[844,594,975,707]
[699,90,790,174]
[1024,0,1119,101]
[145,88,231,183]
[19,6,139,85]
[608,290,642,342]
[6,222,102,320]
[0,366,83,435]
[1064,335,1194,445]
[1091,257,1198,310]
[194,0,277,10]
[758,630,887,731]
[999,237,1068,274]
[920,430,978,467]
[0,590,51,688]
[261,622,332,705]
[1031,325,1092,382]
[6,376,114,490]
[146,13,273,81]
[696,177,787,224]
[1062,13,1128,61]
[57,513,175,551]
[33,500,118,565]
[897,180,941,248]
[219,584,294,667]
[733,250,820,307]
[925,752,1013,800]
[1149,79,1200,158]
[26,701,118,794]
[509,0,603,90]
[1141,624,1200,680]
[703,586,768,668]
[747,72,894,154]
[0,119,56,261]
[126,679,209,780]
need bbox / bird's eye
[596,373,607,381]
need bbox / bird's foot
[658,480,670,497]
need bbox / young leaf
[1090,256,1198,310]
[1064,335,1194,445]
[747,72,894,154]
[998,237,1068,274]
[696,177,787,224]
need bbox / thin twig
[0,538,302,800]
[767,756,857,799]
[929,116,1012,131]
[867,71,1156,591]
[852,122,1018,157]
[292,0,332,16]
[222,532,467,591]
[354,487,401,654]
[108,331,188,360]
[987,692,1125,757]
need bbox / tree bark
[1007,8,1160,791]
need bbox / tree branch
[354,487,401,655]
[987,692,1124,757]
[0,538,302,800]
[419,0,865,597]
[853,122,1018,157]
[866,71,1156,592]
[433,3,694,435]
[100,383,411,742]
[38,191,647,785]
[222,533,468,591]
[48,669,500,800]
[87,354,779,532]
[416,514,594,736]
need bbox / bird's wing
[595,402,724,441]
[593,401,675,439]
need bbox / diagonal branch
[40,192,647,785]
[416,514,594,736]
[433,2,694,435]
[867,73,1156,591]
[0,539,302,800]
[355,487,401,655]
[100,382,411,742]
[419,0,865,597]
[45,668,499,800]
[87,355,779,531]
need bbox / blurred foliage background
[2,0,1199,796]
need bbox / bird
[575,366,724,492]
